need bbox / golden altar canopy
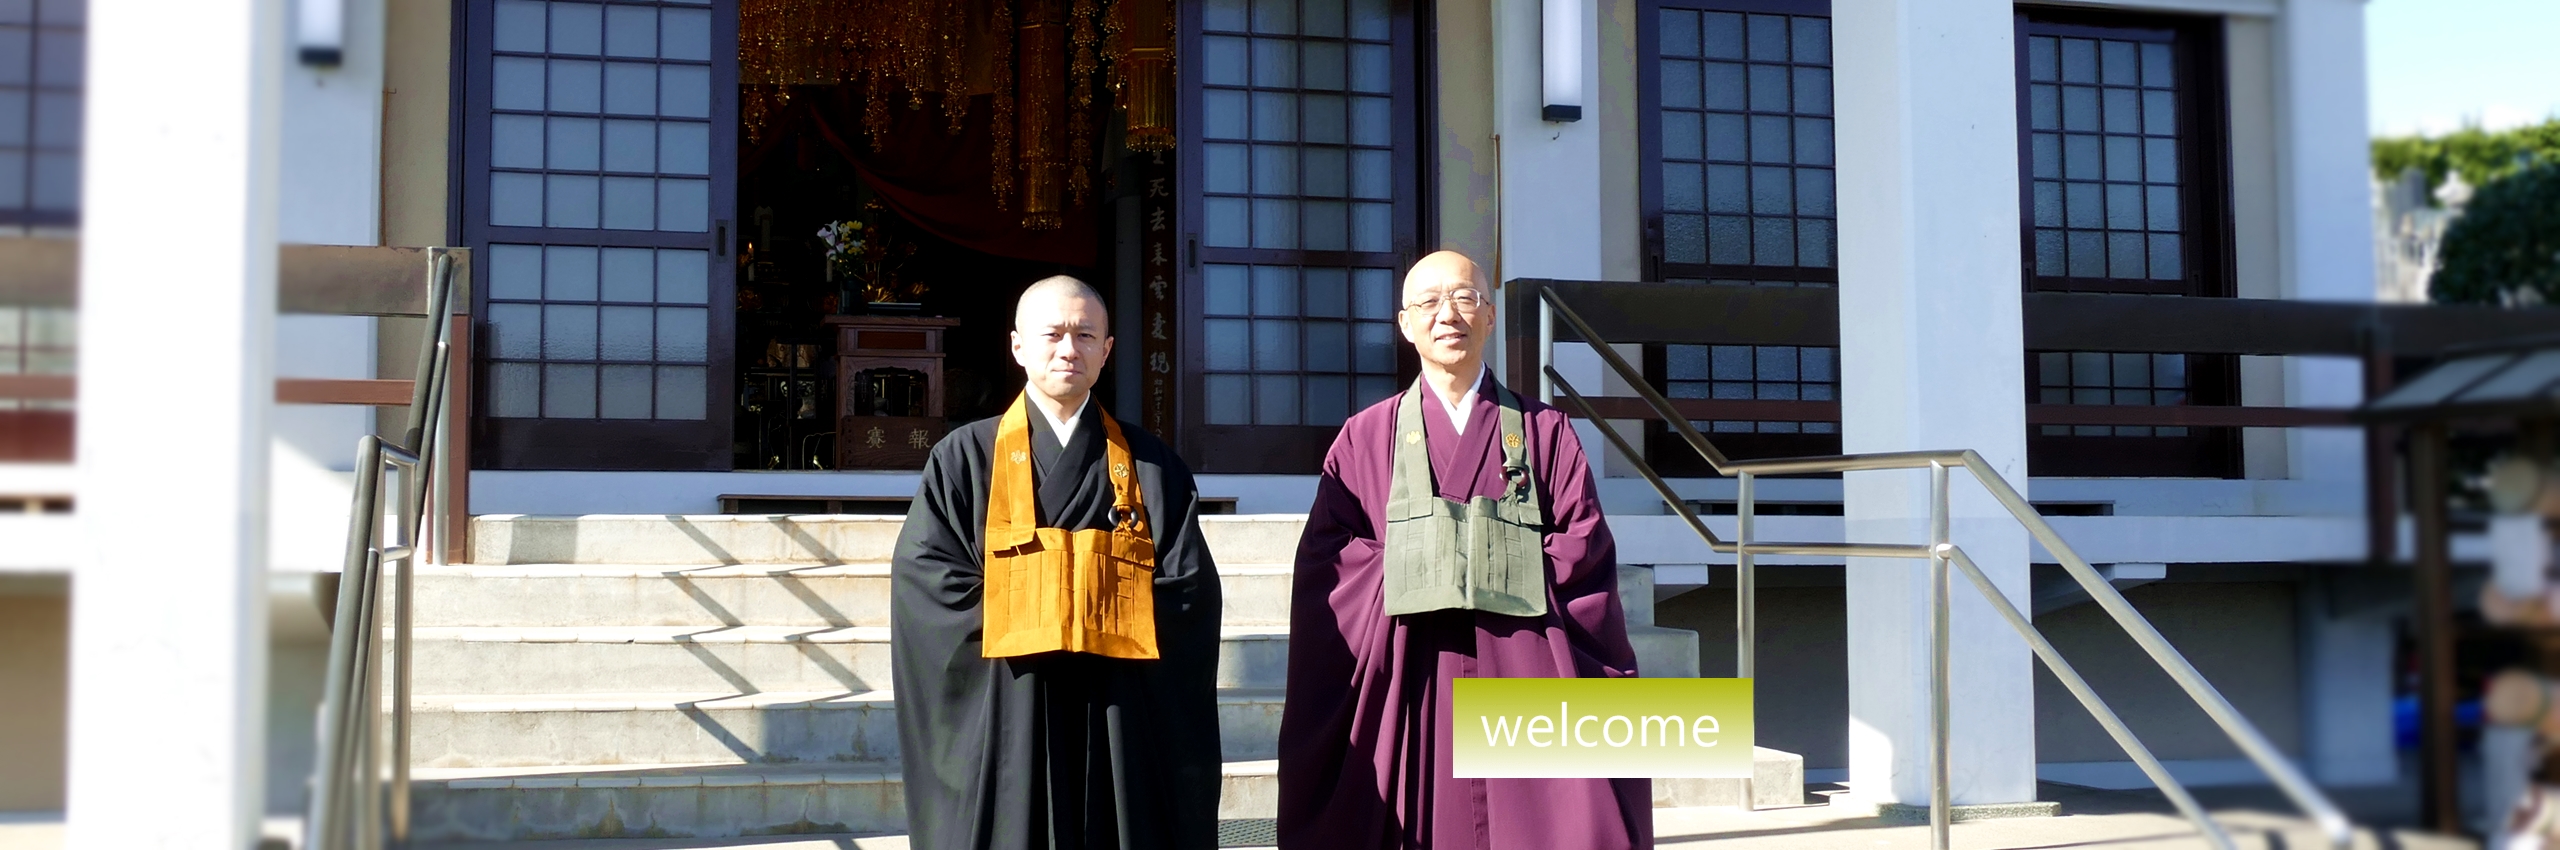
[740,0,1176,230]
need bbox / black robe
[891,404,1224,850]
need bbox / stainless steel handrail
[1535,285,2350,850]
[306,248,461,850]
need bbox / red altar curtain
[793,90,1099,269]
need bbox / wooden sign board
[839,415,946,470]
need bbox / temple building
[2,0,2485,842]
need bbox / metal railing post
[1529,286,2353,849]
[1736,471,1758,812]
[308,437,382,850]
[1736,472,1756,680]
[1538,295,1555,405]
[356,544,386,850]
[391,500,415,844]
[1928,462,1952,850]
[1956,452,2351,848]
[308,250,462,850]
[389,258,451,845]
[1946,548,2237,849]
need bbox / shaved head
[1400,250,1489,303]
[1015,275,1110,329]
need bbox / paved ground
[1653,782,2475,849]
[0,783,2488,849]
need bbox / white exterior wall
[273,0,388,576]
[265,0,393,817]
[2298,575,2398,786]
[1490,0,1601,287]
[1488,0,1637,477]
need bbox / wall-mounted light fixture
[297,0,347,66]
[1541,0,1583,122]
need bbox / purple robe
[1277,373,1652,850]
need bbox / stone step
[410,761,909,842]
[411,688,1289,769]
[413,563,1295,629]
[469,514,1310,568]
[409,760,1281,842]
[410,750,1801,843]
[411,626,1292,696]
[412,565,1691,677]
[1657,747,1806,809]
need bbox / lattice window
[0,0,81,228]
[2024,32,2185,288]
[475,0,720,423]
[1194,0,1410,430]
[1665,343,1835,434]
[0,0,78,422]
[485,0,715,234]
[1650,1,1836,440]
[1198,0,1396,257]
[0,305,71,412]
[482,244,710,419]
[1654,6,1834,285]
[2018,13,2232,469]
[1199,263,1401,427]
[2035,351,2187,437]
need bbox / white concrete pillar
[66,0,283,845]
[2299,584,2398,786]
[2276,0,2373,505]
[1833,0,2037,806]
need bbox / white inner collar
[1035,393,1090,448]
[1424,368,1490,435]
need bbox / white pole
[66,0,284,844]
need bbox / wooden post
[2411,421,2460,834]
[2364,326,2397,566]
[441,312,473,564]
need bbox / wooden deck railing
[0,237,473,559]
[1503,277,2560,561]
[0,238,468,410]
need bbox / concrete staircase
[408,514,1789,842]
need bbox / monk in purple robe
[1277,251,1652,849]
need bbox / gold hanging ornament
[1109,0,1174,153]
[1015,0,1066,229]
[989,0,1016,208]
[734,0,1180,227]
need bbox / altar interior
[727,0,1173,470]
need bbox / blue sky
[2368,0,2560,138]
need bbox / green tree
[2431,162,2560,306]
[2372,119,2560,194]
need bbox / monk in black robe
[891,276,1223,850]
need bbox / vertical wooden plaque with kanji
[1135,154,1178,441]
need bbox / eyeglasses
[1403,289,1487,314]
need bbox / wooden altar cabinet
[825,315,961,469]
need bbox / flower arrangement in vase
[816,200,925,310]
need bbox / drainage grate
[1218,818,1279,847]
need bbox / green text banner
[1451,678,1755,778]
